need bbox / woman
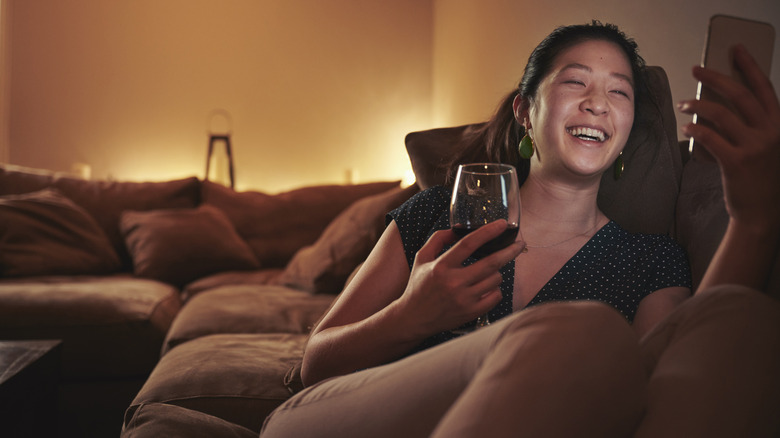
[262,22,780,437]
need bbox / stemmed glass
[450,163,521,328]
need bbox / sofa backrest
[0,163,201,269]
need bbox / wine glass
[450,163,521,328]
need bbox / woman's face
[518,39,635,183]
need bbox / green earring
[519,134,534,159]
[613,151,624,180]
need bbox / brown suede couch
[2,66,776,437]
[0,165,415,437]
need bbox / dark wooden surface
[0,340,62,437]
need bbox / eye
[564,80,586,86]
[610,89,632,99]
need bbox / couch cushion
[125,333,308,434]
[276,184,419,294]
[121,402,256,438]
[0,164,201,268]
[181,269,284,301]
[0,275,180,379]
[201,180,401,267]
[120,206,261,287]
[162,285,334,354]
[0,189,122,277]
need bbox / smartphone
[690,15,775,157]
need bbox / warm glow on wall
[7,1,434,194]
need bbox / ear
[512,94,530,128]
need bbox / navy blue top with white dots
[387,186,692,353]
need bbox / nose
[580,90,609,116]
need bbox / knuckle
[429,260,448,277]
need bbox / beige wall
[4,0,780,192]
[432,0,780,137]
[0,0,10,164]
[6,0,433,192]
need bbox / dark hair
[446,21,652,185]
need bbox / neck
[519,172,603,228]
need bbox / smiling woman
[260,21,780,438]
[261,21,689,436]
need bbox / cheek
[616,107,635,141]
[529,96,565,135]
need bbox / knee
[502,300,634,342]
[682,284,780,333]
[497,301,640,365]
[488,301,646,428]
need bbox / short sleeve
[386,186,451,269]
[646,234,692,292]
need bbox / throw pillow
[0,189,122,276]
[277,184,419,294]
[1,163,202,268]
[201,180,402,267]
[120,205,260,287]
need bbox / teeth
[568,127,606,142]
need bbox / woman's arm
[679,44,780,293]
[301,219,524,386]
[633,286,691,337]
[300,222,418,386]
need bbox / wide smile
[566,126,610,143]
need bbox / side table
[0,340,62,437]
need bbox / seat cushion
[121,402,256,438]
[125,333,308,433]
[0,275,180,379]
[162,285,334,354]
[181,269,284,301]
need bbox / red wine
[452,225,519,258]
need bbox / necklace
[519,220,601,253]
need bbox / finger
[473,288,503,316]
[679,98,745,146]
[681,120,735,167]
[732,44,780,115]
[462,274,503,316]
[443,220,509,264]
[468,271,504,299]
[462,238,525,282]
[416,229,458,264]
[693,65,766,128]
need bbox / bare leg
[636,285,780,437]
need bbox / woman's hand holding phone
[679,45,780,230]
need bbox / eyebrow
[560,63,634,88]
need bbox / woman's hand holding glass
[396,219,524,337]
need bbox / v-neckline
[510,220,617,311]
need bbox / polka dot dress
[387,186,692,354]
